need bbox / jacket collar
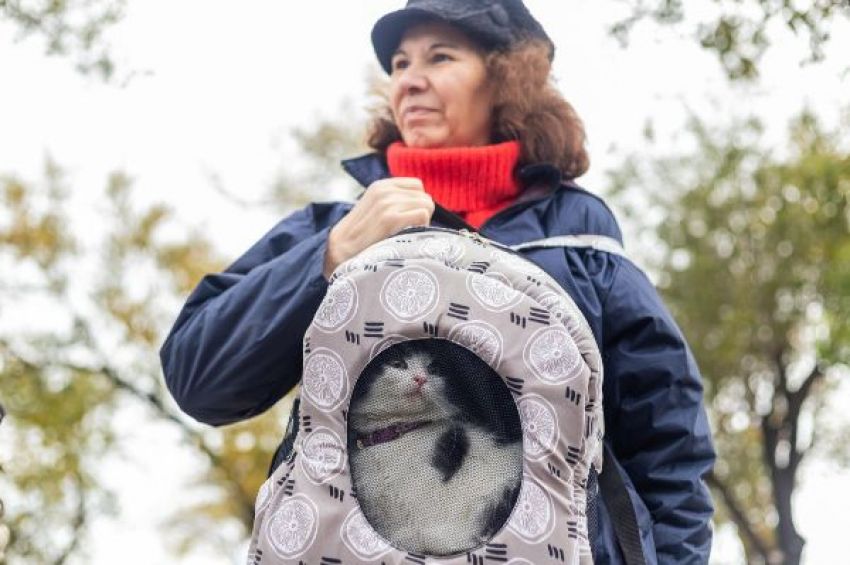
[341,152,391,189]
[340,152,565,197]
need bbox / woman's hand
[323,177,434,278]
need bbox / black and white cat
[347,339,523,556]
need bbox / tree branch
[0,336,257,532]
[706,470,773,562]
[788,363,824,415]
[772,347,788,399]
[786,363,825,474]
[82,362,257,528]
[52,473,86,565]
[68,315,258,525]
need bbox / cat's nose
[413,375,427,389]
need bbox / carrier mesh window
[347,338,523,556]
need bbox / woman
[159,1,715,562]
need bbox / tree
[608,109,850,564]
[0,99,367,560]
[0,404,8,561]
[611,0,850,80]
[0,160,281,562]
[3,1,848,83]
[0,0,126,80]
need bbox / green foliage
[611,0,850,80]
[2,0,847,83]
[0,0,126,79]
[0,160,115,563]
[0,160,294,562]
[655,110,849,388]
[0,97,370,562]
[0,346,119,563]
[608,108,850,562]
[160,401,294,557]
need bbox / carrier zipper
[459,228,486,245]
[395,225,529,260]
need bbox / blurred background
[0,0,848,563]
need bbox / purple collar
[355,420,432,449]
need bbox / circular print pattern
[517,394,559,461]
[340,243,401,274]
[507,479,555,543]
[255,477,273,514]
[448,321,503,367]
[467,271,522,312]
[341,507,393,560]
[380,267,439,322]
[536,291,570,324]
[524,326,582,385]
[265,494,318,559]
[313,277,357,332]
[302,348,348,411]
[420,236,465,266]
[537,291,587,335]
[300,427,345,484]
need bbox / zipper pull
[459,228,487,246]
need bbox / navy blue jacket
[159,153,715,564]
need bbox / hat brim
[371,8,448,74]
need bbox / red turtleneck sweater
[386,140,522,229]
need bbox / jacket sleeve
[159,202,350,427]
[602,258,716,564]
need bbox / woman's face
[389,21,494,148]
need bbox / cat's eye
[427,362,440,374]
[389,358,407,369]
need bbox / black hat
[371,0,554,74]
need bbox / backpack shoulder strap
[599,442,648,565]
[508,234,628,258]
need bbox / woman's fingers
[386,206,433,231]
[372,177,424,191]
[324,177,435,276]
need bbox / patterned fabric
[246,228,604,563]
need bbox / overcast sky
[1,1,848,563]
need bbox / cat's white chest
[350,422,521,554]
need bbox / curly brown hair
[367,39,590,180]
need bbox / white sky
[1,0,849,563]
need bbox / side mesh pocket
[586,466,601,561]
[267,395,300,477]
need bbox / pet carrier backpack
[247,226,630,564]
